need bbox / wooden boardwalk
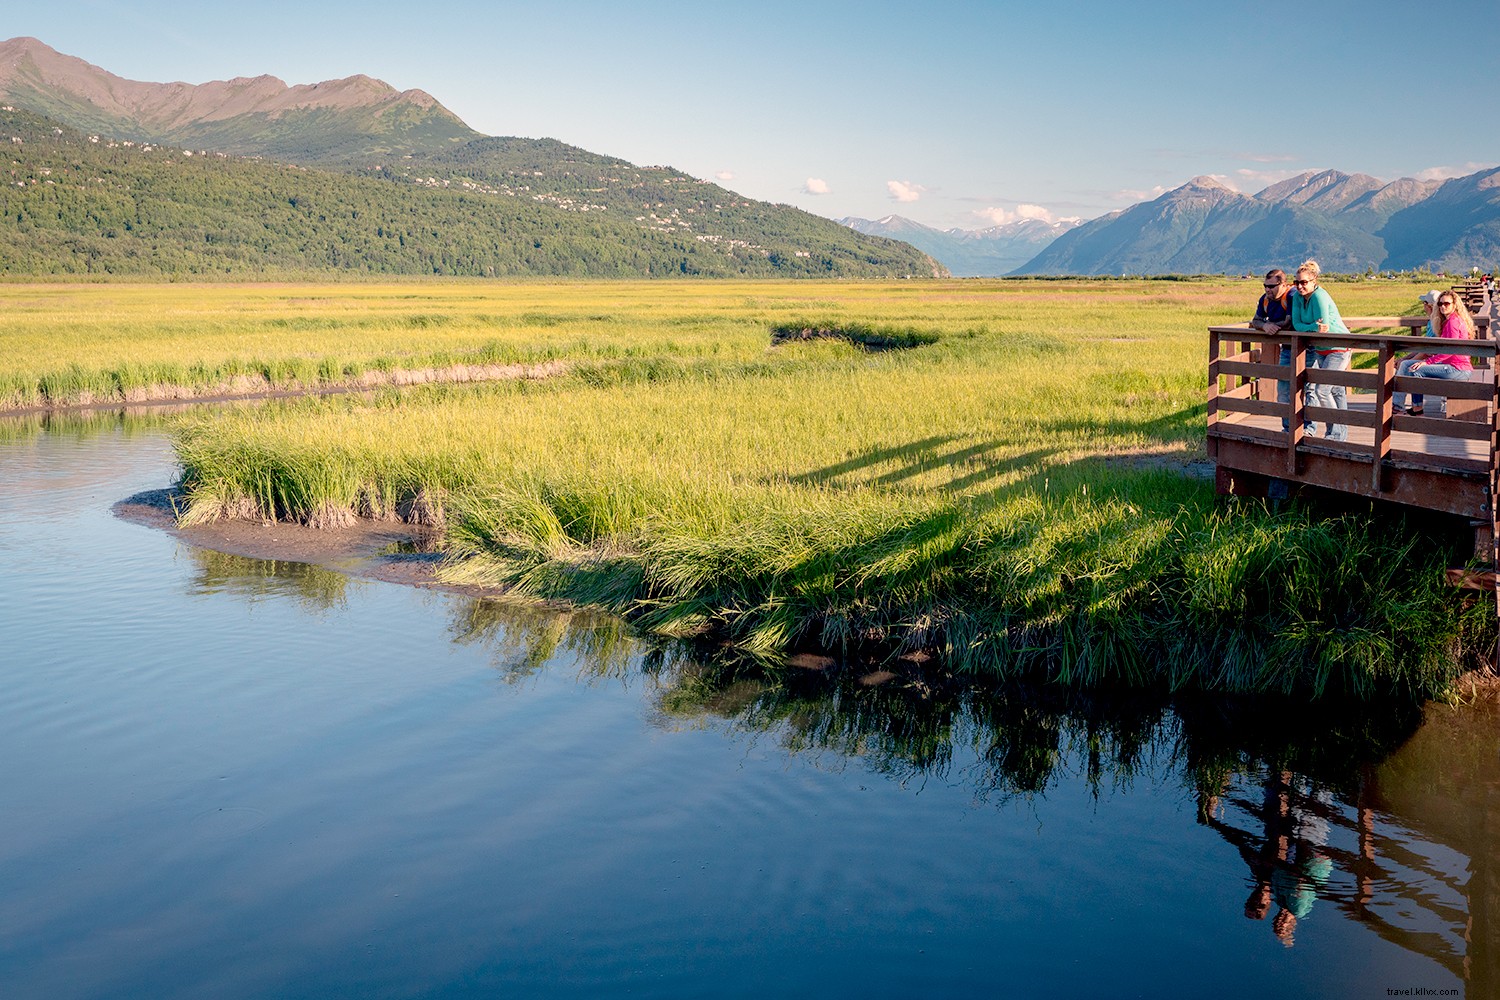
[1208,320,1499,525]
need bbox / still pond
[0,414,1494,998]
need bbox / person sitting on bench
[1399,292,1475,416]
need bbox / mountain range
[0,37,941,278]
[5,34,1498,278]
[838,215,1079,277]
[1013,170,1500,276]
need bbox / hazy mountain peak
[0,35,478,159]
[1183,175,1232,191]
[840,214,1076,276]
[1255,169,1385,213]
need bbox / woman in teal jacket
[1289,260,1350,441]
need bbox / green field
[6,278,1487,698]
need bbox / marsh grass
[159,277,1491,699]
[0,276,1327,408]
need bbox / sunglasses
[1439,300,1457,308]
[1263,282,1280,289]
[1293,279,1313,287]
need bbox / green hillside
[0,108,939,279]
[363,137,934,273]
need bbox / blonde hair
[1295,259,1321,281]
[1437,291,1477,337]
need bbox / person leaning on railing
[1288,260,1351,441]
[1395,291,1476,416]
[1253,268,1313,434]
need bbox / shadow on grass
[787,433,960,486]
[784,402,1202,499]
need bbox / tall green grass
[166,276,1491,700]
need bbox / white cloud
[1415,161,1497,181]
[887,180,925,203]
[715,170,734,181]
[1111,185,1168,202]
[975,203,1059,225]
[803,177,830,195]
[1235,167,1312,187]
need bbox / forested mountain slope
[0,108,939,278]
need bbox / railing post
[1491,355,1500,673]
[1287,335,1305,475]
[1372,340,1393,491]
[1207,330,1221,461]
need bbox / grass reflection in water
[451,592,1493,982]
[187,547,353,609]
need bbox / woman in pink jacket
[1399,291,1476,416]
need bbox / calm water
[1,415,1494,999]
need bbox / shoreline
[1,359,567,417]
[114,488,504,601]
[115,488,1500,702]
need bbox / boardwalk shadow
[788,435,1057,495]
[787,434,960,486]
[1037,402,1204,445]
[782,402,1202,500]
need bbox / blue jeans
[1306,350,1350,441]
[1278,345,1316,434]
[1395,362,1467,411]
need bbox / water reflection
[9,412,1488,995]
[186,546,353,609]
[448,598,638,682]
[77,420,1499,991]
[0,407,178,442]
[442,591,1492,984]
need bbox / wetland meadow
[4,278,1498,997]
[5,277,1488,697]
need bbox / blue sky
[9,0,1500,229]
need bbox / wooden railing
[1207,321,1500,518]
[1453,280,1489,313]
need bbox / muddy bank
[115,488,503,599]
[2,359,567,417]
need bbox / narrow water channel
[0,413,1493,999]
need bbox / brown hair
[1264,268,1286,283]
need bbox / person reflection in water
[1269,782,1334,946]
[1202,770,1332,946]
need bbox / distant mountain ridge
[1016,170,1493,275]
[0,38,943,279]
[839,214,1078,277]
[0,37,476,160]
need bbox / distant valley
[838,215,1078,277]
